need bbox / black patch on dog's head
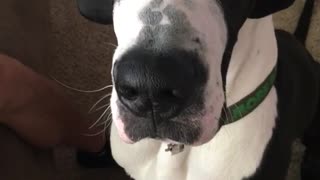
[150,0,164,7]
[138,4,201,51]
[139,9,163,25]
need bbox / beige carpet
[0,0,319,179]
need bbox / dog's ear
[249,0,294,18]
[76,0,114,25]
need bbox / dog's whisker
[88,94,112,113]
[105,118,113,129]
[94,113,113,138]
[107,42,118,48]
[106,112,113,121]
[91,104,110,113]
[83,127,107,137]
[97,113,113,127]
[89,106,111,129]
[51,77,113,93]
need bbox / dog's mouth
[110,85,221,146]
[114,97,201,144]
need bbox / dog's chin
[113,114,220,146]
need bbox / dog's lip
[113,100,217,145]
[114,113,219,145]
[119,133,135,144]
[114,117,135,144]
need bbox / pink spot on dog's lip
[114,118,134,144]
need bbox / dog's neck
[225,16,278,107]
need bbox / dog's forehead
[139,0,185,26]
[137,1,199,50]
[113,0,227,53]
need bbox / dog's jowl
[77,0,320,179]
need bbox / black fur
[76,0,114,24]
[249,0,295,18]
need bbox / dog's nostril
[172,89,185,99]
[160,89,185,100]
[117,85,139,101]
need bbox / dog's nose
[113,49,207,121]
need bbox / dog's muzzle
[112,48,207,143]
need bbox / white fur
[110,0,278,179]
[226,17,278,106]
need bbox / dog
[77,0,320,179]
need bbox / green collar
[223,66,277,125]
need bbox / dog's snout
[113,48,207,121]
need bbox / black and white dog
[77,0,320,179]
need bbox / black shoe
[76,143,121,169]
